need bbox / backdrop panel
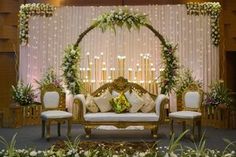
[19,5,219,112]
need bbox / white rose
[29,150,37,156]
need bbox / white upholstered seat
[169,111,201,119]
[84,112,159,122]
[41,110,72,119]
[40,84,72,140]
[169,84,203,140]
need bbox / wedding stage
[1,1,236,156]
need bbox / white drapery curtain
[19,5,219,112]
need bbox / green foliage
[62,44,82,95]
[0,133,17,157]
[93,8,150,33]
[159,43,179,95]
[0,134,235,157]
[110,93,131,113]
[175,68,201,97]
[11,81,35,106]
[35,68,63,90]
[204,80,232,107]
[186,2,221,46]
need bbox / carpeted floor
[0,124,235,150]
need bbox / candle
[94,56,99,87]
[128,68,132,81]
[122,56,126,77]
[110,68,115,80]
[117,56,121,76]
[86,52,90,67]
[140,54,143,81]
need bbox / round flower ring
[62,9,179,95]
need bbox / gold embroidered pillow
[140,93,155,113]
[110,92,131,113]
[85,95,99,113]
[93,90,113,112]
[125,90,144,113]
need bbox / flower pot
[218,104,227,109]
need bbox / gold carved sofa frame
[74,77,169,138]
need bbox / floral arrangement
[204,80,232,107]
[175,68,201,97]
[62,44,81,95]
[0,132,235,157]
[186,2,221,46]
[35,68,63,90]
[93,8,149,32]
[159,43,179,95]
[110,93,131,113]
[11,81,35,106]
[19,3,56,45]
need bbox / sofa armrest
[73,94,86,123]
[155,94,169,123]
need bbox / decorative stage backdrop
[19,5,219,112]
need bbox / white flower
[29,150,37,156]
[84,151,89,156]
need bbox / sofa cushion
[94,90,113,112]
[85,95,99,113]
[84,112,159,122]
[110,93,131,113]
[169,111,201,119]
[111,90,120,98]
[41,110,72,119]
[125,90,144,113]
[140,93,155,113]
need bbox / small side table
[10,103,23,128]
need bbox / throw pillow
[110,92,131,113]
[125,90,144,113]
[93,90,113,112]
[140,93,155,113]
[111,90,120,98]
[85,95,99,113]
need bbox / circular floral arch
[62,9,178,95]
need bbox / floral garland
[93,8,149,32]
[63,9,178,95]
[159,43,179,95]
[186,2,221,46]
[62,45,81,95]
[19,3,56,45]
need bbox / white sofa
[73,77,169,138]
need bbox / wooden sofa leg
[85,126,91,138]
[151,126,158,138]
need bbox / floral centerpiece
[11,81,35,106]
[204,80,232,108]
[35,68,63,90]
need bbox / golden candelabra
[80,53,158,94]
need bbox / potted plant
[175,68,201,110]
[11,81,35,106]
[204,80,232,109]
[35,68,65,109]
[35,68,63,90]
